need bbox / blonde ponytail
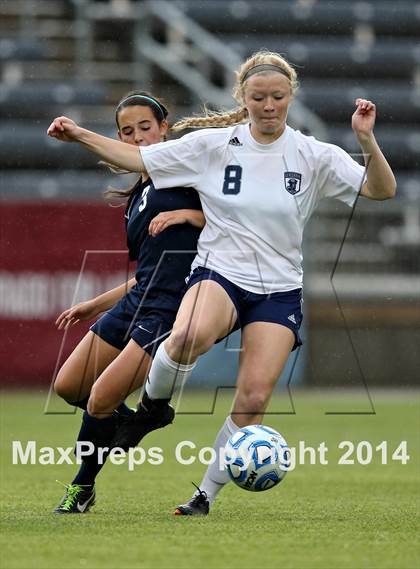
[172,106,248,131]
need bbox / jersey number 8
[223,165,242,195]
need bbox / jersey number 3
[138,185,151,212]
[223,165,242,195]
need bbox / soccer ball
[224,424,291,492]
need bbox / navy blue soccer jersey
[123,177,202,312]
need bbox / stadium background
[1,0,419,398]
[0,3,419,569]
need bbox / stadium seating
[224,36,416,78]
[0,81,108,107]
[0,81,109,119]
[296,81,419,124]
[0,38,48,61]
[0,123,114,169]
[180,1,420,37]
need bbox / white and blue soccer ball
[224,425,291,492]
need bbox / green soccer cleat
[54,482,96,514]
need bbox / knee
[167,325,214,360]
[87,385,115,418]
[87,393,106,418]
[236,384,271,414]
[53,368,78,403]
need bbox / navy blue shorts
[186,267,303,351]
[90,294,176,356]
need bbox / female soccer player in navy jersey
[52,91,204,513]
[48,49,396,516]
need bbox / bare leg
[165,280,237,363]
[87,340,151,417]
[54,331,121,404]
[232,322,295,426]
[189,322,294,509]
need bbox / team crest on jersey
[284,172,302,195]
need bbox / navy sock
[72,411,118,487]
[72,462,96,488]
[116,402,132,416]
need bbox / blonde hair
[172,50,298,132]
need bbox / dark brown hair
[104,90,169,201]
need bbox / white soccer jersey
[140,123,366,294]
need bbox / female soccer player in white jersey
[51,91,204,513]
[48,50,396,516]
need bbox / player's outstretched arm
[47,116,147,174]
[56,277,136,330]
[148,209,206,237]
[352,99,396,200]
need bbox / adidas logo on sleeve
[228,137,243,146]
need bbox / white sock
[146,341,196,400]
[196,415,240,507]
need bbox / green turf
[1,390,419,569]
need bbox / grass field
[1,389,419,569]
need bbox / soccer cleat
[174,484,210,516]
[110,395,175,451]
[54,482,95,514]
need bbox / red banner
[1,202,133,386]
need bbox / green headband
[117,95,166,119]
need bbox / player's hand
[352,99,376,140]
[148,210,189,237]
[47,116,81,142]
[55,300,100,330]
